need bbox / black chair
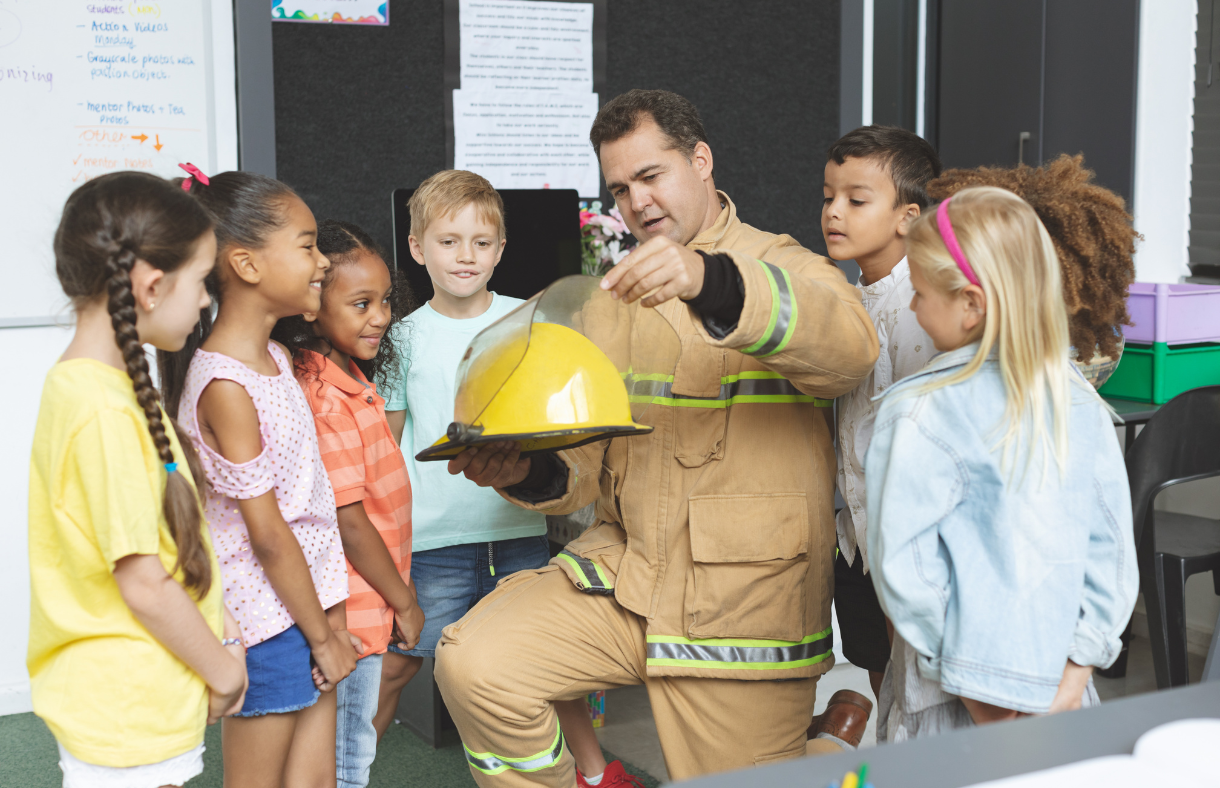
[1125,385,1220,688]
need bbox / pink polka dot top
[178,342,348,647]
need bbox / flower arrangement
[579,201,634,276]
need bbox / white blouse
[835,258,935,573]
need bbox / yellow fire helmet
[415,275,680,462]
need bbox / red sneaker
[576,760,646,787]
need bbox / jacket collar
[687,190,736,250]
[875,341,989,402]
[302,349,372,396]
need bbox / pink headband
[178,162,210,191]
[935,195,980,287]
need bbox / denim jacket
[865,343,1138,713]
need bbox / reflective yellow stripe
[556,553,590,588]
[743,260,782,355]
[591,561,613,589]
[625,371,831,408]
[463,724,565,775]
[645,628,834,671]
[761,266,799,357]
[558,551,613,594]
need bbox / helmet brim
[414,423,653,462]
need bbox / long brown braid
[927,155,1140,363]
[55,172,215,596]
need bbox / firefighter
[436,90,881,786]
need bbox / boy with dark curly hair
[823,125,942,707]
[927,154,1140,387]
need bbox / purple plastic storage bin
[1125,283,1220,345]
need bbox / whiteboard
[0,0,238,326]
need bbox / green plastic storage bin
[1098,341,1220,404]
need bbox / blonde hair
[409,170,505,241]
[908,186,1091,477]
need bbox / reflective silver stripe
[626,376,813,403]
[559,550,613,594]
[751,262,793,357]
[646,636,832,666]
[463,729,566,775]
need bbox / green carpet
[0,713,661,787]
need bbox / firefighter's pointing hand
[600,236,705,308]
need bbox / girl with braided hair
[29,171,247,786]
[927,154,1139,388]
[161,169,358,787]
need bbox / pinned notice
[453,89,600,198]
[459,0,593,92]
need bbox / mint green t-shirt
[385,294,547,552]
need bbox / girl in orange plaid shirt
[274,220,424,788]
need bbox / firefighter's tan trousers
[434,564,833,787]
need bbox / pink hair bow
[179,162,210,191]
[935,195,981,287]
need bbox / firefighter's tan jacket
[501,192,880,681]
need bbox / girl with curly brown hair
[272,220,423,787]
[927,154,1140,387]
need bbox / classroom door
[936,0,1044,171]
[933,0,1140,203]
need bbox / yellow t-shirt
[27,359,223,767]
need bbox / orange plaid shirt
[297,350,412,657]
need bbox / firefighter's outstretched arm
[602,237,879,400]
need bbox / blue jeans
[388,535,550,658]
[335,653,383,787]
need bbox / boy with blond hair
[381,171,635,787]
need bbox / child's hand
[392,599,426,652]
[1047,660,1093,714]
[960,697,1025,726]
[311,632,358,692]
[206,642,248,724]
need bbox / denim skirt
[234,624,320,717]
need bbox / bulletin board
[272,0,842,279]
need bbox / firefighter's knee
[435,631,496,710]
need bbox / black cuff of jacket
[683,251,744,339]
[503,452,569,504]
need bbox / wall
[1131,0,1196,283]
[272,0,842,262]
[1131,0,1219,657]
[1189,0,1220,273]
[0,324,74,714]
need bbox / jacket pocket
[672,336,727,467]
[554,521,628,594]
[686,493,810,642]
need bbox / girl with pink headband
[863,186,1137,740]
